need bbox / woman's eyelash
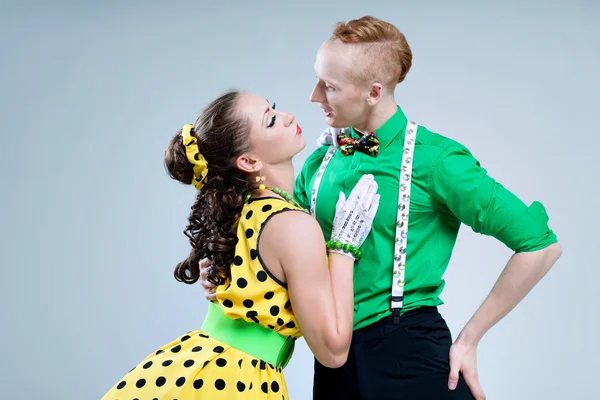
[267,115,276,128]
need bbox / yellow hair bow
[181,124,209,190]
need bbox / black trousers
[313,307,475,400]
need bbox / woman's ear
[235,153,263,173]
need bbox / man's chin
[325,116,347,129]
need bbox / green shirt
[294,106,558,330]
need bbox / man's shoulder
[415,124,471,159]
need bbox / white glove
[329,174,380,260]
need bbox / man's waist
[352,294,443,330]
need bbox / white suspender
[390,121,417,321]
[310,127,345,217]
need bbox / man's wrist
[456,325,483,347]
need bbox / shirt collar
[350,105,408,152]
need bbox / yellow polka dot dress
[102,197,304,399]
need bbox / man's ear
[366,83,383,105]
[236,153,263,173]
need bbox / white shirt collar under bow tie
[316,127,351,148]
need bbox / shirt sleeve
[293,165,310,211]
[429,142,558,253]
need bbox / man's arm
[430,142,562,399]
[448,243,561,398]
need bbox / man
[202,16,562,400]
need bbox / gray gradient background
[2,0,598,398]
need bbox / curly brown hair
[164,90,251,286]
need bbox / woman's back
[102,197,302,399]
[215,197,303,341]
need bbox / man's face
[310,40,370,129]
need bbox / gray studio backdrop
[2,0,598,398]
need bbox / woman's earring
[256,175,266,191]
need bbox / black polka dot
[176,377,186,387]
[136,379,146,388]
[237,381,246,392]
[184,360,195,368]
[216,358,227,367]
[203,360,209,367]
[251,359,258,367]
[215,379,226,390]
[268,324,275,329]
[181,334,191,342]
[270,305,280,316]
[234,256,243,266]
[171,344,181,353]
[264,291,274,300]
[198,333,209,338]
[194,379,203,389]
[245,229,254,238]
[277,318,284,326]
[246,310,259,323]
[268,363,275,369]
[246,210,253,219]
[250,382,253,390]
[143,361,153,369]
[194,153,201,161]
[223,299,233,308]
[238,359,243,368]
[272,381,280,392]
[260,360,266,370]
[237,278,248,288]
[213,346,224,353]
[243,299,254,308]
[156,377,166,387]
[262,382,269,393]
[162,360,173,367]
[257,271,267,282]
[155,350,164,355]
[117,381,126,390]
[286,321,296,328]
[284,300,291,309]
[262,204,273,212]
[250,249,258,260]
[192,346,202,352]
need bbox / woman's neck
[252,162,295,198]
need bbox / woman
[102,89,380,399]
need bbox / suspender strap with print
[390,121,417,322]
[310,122,418,323]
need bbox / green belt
[200,301,295,369]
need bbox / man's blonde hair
[331,16,412,90]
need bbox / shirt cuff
[496,201,558,253]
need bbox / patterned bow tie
[337,131,380,157]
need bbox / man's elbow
[316,351,349,369]
[544,242,563,265]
